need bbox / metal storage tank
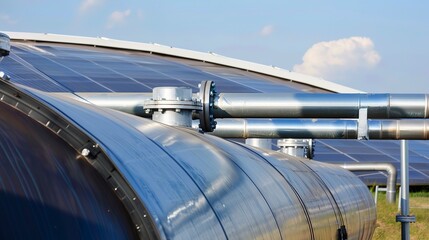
[0,79,376,239]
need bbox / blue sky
[1,0,428,93]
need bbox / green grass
[372,189,429,240]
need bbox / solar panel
[315,139,429,185]
[1,40,428,185]
[5,43,304,94]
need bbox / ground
[372,190,429,240]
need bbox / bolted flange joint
[144,87,202,127]
[277,139,315,159]
[198,80,217,132]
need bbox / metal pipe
[144,87,201,127]
[55,92,153,117]
[214,93,429,119]
[196,119,429,140]
[55,92,429,120]
[245,138,273,150]
[400,140,410,240]
[335,163,397,203]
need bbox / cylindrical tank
[0,101,138,239]
[0,82,376,239]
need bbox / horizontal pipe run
[197,119,429,140]
[335,163,397,203]
[51,92,153,117]
[214,93,429,119]
[53,92,429,120]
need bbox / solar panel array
[3,43,314,94]
[316,139,429,185]
[1,41,428,185]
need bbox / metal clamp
[358,108,368,140]
[396,214,416,223]
[337,225,348,240]
[198,80,217,132]
[80,142,100,159]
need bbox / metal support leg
[396,140,416,240]
[375,185,379,204]
[245,138,272,150]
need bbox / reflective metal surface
[214,93,429,118]
[245,138,273,149]
[258,151,377,240]
[204,118,429,140]
[336,163,397,203]
[399,140,411,239]
[7,84,377,239]
[59,92,153,117]
[0,101,138,239]
[144,87,202,127]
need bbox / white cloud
[106,9,131,29]
[260,25,274,36]
[79,0,104,13]
[0,14,17,25]
[293,37,381,80]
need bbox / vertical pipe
[245,138,272,150]
[400,140,410,240]
[335,163,396,203]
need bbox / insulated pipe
[335,163,397,203]
[54,92,429,120]
[214,93,429,119]
[54,92,153,117]
[245,138,273,150]
[197,119,429,139]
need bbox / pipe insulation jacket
[200,118,429,139]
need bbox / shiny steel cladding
[20,84,375,239]
[0,101,138,240]
[214,93,429,119]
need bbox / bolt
[81,148,90,157]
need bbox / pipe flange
[144,100,202,112]
[277,139,314,159]
[198,80,217,132]
[143,87,202,113]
